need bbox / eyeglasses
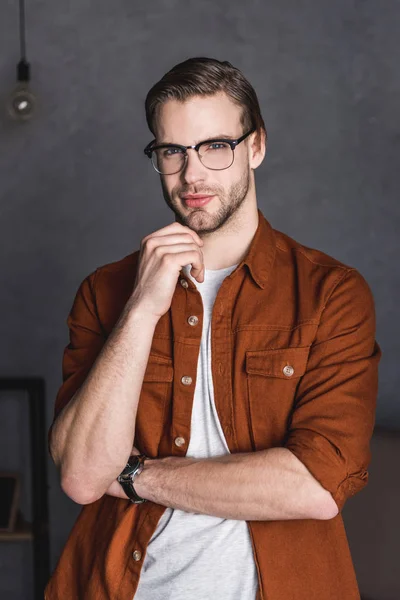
[143,127,256,175]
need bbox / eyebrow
[157,133,236,146]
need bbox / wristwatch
[117,454,148,503]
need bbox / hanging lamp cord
[19,0,26,59]
[17,0,30,82]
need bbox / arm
[284,268,382,512]
[49,270,159,505]
[50,224,205,506]
[106,448,337,520]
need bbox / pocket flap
[143,354,174,382]
[245,347,310,379]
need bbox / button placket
[174,273,204,455]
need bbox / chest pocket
[245,346,310,450]
[134,353,173,457]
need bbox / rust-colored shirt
[45,208,382,600]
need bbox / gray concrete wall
[0,1,398,597]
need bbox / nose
[181,148,207,184]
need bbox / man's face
[154,92,256,235]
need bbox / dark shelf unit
[0,377,50,600]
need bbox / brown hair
[145,57,267,151]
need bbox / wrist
[133,456,158,500]
[126,298,161,326]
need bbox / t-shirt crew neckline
[183,263,239,282]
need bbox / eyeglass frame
[143,126,257,174]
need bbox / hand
[130,221,204,320]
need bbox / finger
[158,246,204,277]
[188,251,204,279]
[143,222,203,247]
[142,237,204,266]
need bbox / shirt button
[175,436,186,447]
[180,278,189,288]
[283,365,295,377]
[132,550,142,561]
[188,315,199,326]
[181,375,192,385]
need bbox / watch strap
[117,454,148,504]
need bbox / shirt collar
[239,207,276,290]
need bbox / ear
[249,129,267,170]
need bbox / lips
[182,195,214,207]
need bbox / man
[45,57,382,600]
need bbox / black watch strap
[117,454,148,504]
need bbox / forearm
[108,448,338,520]
[51,302,159,504]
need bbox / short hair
[145,57,267,150]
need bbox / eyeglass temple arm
[235,127,257,146]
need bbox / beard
[160,163,251,235]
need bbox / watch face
[122,455,140,476]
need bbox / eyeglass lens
[152,141,234,174]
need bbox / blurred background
[0,1,398,599]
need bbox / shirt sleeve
[284,267,382,512]
[48,269,105,450]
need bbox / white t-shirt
[133,263,258,600]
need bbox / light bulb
[7,84,36,121]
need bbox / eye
[163,147,184,157]
[208,142,229,150]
